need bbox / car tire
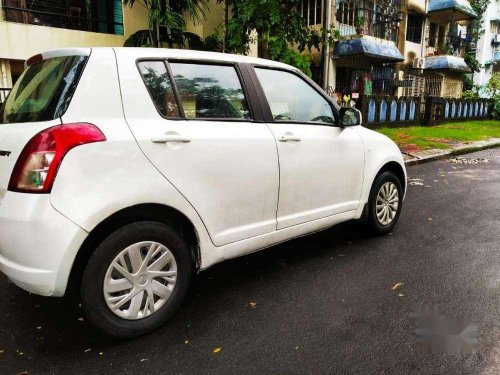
[366,171,403,235]
[80,221,192,338]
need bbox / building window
[302,0,322,26]
[491,22,500,34]
[2,0,124,35]
[406,14,423,43]
[336,1,355,26]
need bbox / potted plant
[355,16,366,34]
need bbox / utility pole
[322,0,333,89]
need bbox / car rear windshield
[0,55,87,124]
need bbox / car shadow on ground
[0,220,381,356]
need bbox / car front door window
[254,68,335,124]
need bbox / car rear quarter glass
[0,56,87,124]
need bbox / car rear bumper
[0,192,88,296]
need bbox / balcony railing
[336,2,403,43]
[2,0,123,35]
[0,88,11,105]
[425,35,469,58]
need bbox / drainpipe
[322,0,333,89]
[421,0,428,59]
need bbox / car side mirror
[339,107,362,127]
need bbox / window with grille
[406,14,423,43]
[336,1,355,26]
[301,0,322,26]
[2,0,124,35]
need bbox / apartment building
[400,0,477,98]
[473,0,500,91]
[0,0,148,100]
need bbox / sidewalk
[403,138,500,166]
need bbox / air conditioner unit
[494,34,500,44]
[412,57,424,69]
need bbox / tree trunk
[152,22,160,48]
[257,31,270,59]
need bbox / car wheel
[80,221,192,338]
[367,171,403,235]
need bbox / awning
[428,0,477,20]
[333,38,404,62]
[491,16,500,23]
[423,55,470,73]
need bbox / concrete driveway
[0,149,499,374]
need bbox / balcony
[2,0,124,35]
[336,1,404,43]
[425,34,469,58]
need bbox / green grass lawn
[377,120,500,152]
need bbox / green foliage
[463,74,473,91]
[491,95,500,120]
[462,90,479,99]
[224,0,337,76]
[354,16,366,29]
[465,0,490,72]
[487,72,500,94]
[123,0,208,48]
[464,53,481,73]
[488,72,500,119]
[279,50,313,77]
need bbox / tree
[223,0,337,77]
[464,0,490,73]
[123,0,211,49]
[487,72,500,96]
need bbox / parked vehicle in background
[0,48,406,337]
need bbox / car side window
[169,63,251,120]
[255,68,335,125]
[138,61,180,118]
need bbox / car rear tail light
[8,123,106,193]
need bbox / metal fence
[359,95,422,127]
[423,97,492,126]
[357,95,493,128]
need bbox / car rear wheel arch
[66,203,199,300]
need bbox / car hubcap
[376,182,399,226]
[103,241,177,320]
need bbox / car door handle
[151,134,191,144]
[279,134,301,142]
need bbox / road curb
[404,141,500,166]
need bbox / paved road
[1,149,499,375]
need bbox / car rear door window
[138,61,180,118]
[0,55,87,124]
[169,63,251,120]
[254,68,335,125]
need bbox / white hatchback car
[0,48,406,337]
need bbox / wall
[474,0,500,88]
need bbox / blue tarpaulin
[423,55,470,72]
[333,38,404,62]
[428,0,477,19]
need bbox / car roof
[28,47,298,72]
[110,47,295,70]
